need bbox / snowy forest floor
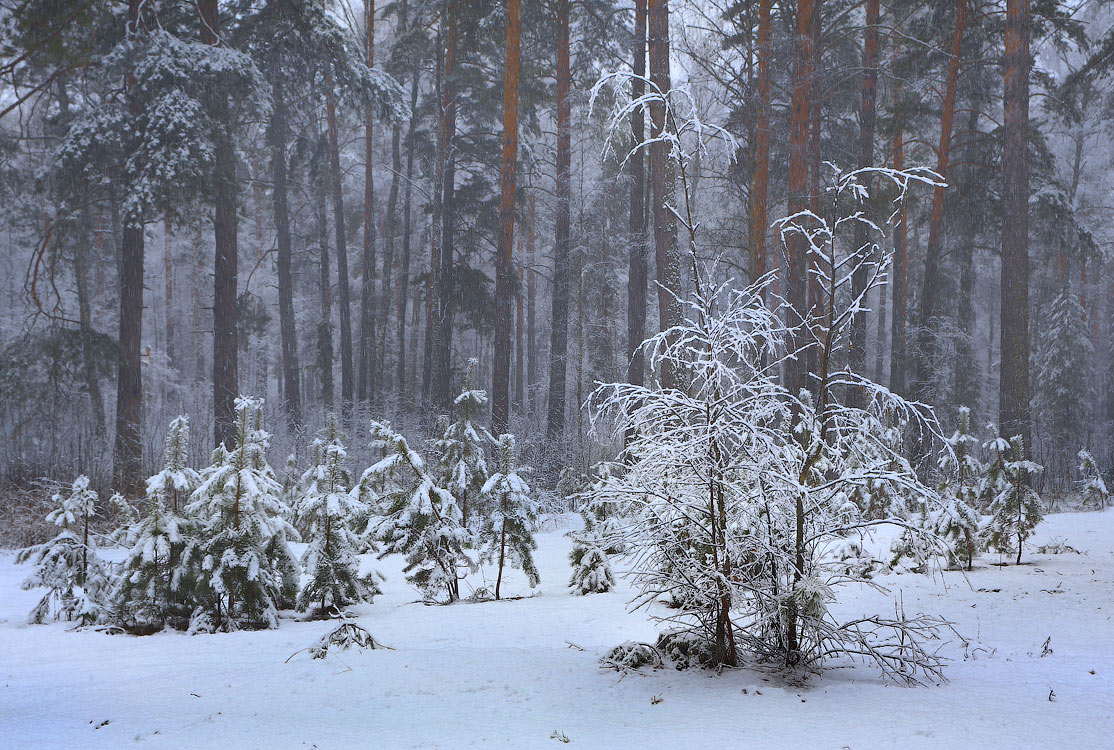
[2,511,1113,749]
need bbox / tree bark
[627,0,648,388]
[954,107,981,415]
[377,122,401,397]
[888,36,908,397]
[495,519,507,600]
[317,162,334,411]
[433,4,459,411]
[200,0,239,449]
[114,219,144,495]
[515,256,526,413]
[807,0,823,383]
[848,0,879,404]
[77,187,106,436]
[492,0,522,436]
[114,0,147,496]
[163,214,174,369]
[527,194,537,409]
[1000,0,1032,449]
[396,61,421,407]
[750,0,772,289]
[913,0,966,404]
[358,0,378,406]
[269,67,301,426]
[648,0,681,388]
[546,0,572,439]
[325,69,354,416]
[786,0,815,398]
[873,240,889,385]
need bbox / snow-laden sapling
[479,434,540,599]
[581,462,627,554]
[17,475,109,625]
[286,612,392,663]
[1078,449,1108,510]
[296,433,381,618]
[113,502,190,632]
[933,407,984,570]
[568,514,615,595]
[1034,289,1094,475]
[581,154,949,681]
[146,415,200,513]
[847,405,916,522]
[307,621,391,659]
[112,416,201,630]
[358,421,472,602]
[981,432,1044,565]
[599,641,663,672]
[183,396,299,631]
[433,358,494,529]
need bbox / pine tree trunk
[191,223,207,386]
[546,1,572,439]
[750,0,772,288]
[358,0,378,406]
[325,70,354,416]
[409,283,422,393]
[253,158,265,263]
[627,0,648,388]
[269,68,301,426]
[378,122,401,397]
[786,0,815,399]
[432,6,459,411]
[317,166,334,411]
[113,0,147,496]
[806,1,823,385]
[114,221,144,495]
[515,256,525,412]
[76,187,106,436]
[396,65,421,407]
[648,0,681,388]
[492,0,522,436]
[913,0,966,405]
[1000,0,1032,450]
[200,0,239,449]
[874,257,888,385]
[888,37,908,397]
[848,0,879,406]
[527,194,537,409]
[495,519,507,600]
[163,214,174,370]
[954,111,981,414]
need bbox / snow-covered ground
[2,511,1113,749]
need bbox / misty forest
[2,0,1114,747]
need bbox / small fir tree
[568,514,615,595]
[112,499,187,630]
[297,433,381,618]
[581,462,627,554]
[293,415,351,537]
[1035,289,1093,474]
[1077,449,1108,509]
[434,358,494,529]
[982,432,1044,564]
[183,396,298,631]
[848,405,916,521]
[480,434,540,599]
[146,415,200,513]
[358,421,472,602]
[17,475,108,625]
[112,416,201,629]
[934,407,984,570]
